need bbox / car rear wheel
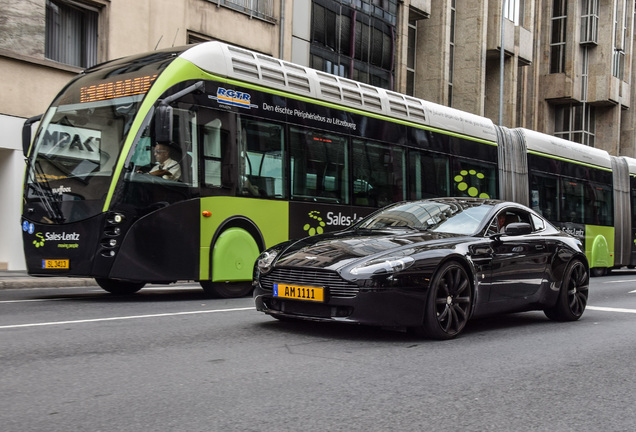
[95,278,145,295]
[544,259,589,321]
[416,261,473,340]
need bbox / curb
[0,277,97,290]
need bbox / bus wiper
[30,161,65,223]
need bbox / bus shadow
[30,285,253,303]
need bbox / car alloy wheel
[421,261,473,340]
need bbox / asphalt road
[1,273,636,432]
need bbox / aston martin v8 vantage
[253,198,589,339]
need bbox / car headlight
[257,249,279,274]
[350,256,415,277]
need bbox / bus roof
[179,41,498,143]
[516,128,612,170]
[622,156,636,175]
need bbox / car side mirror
[505,222,532,236]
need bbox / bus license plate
[42,259,69,269]
[273,283,324,302]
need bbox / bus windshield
[23,48,183,224]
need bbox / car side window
[486,216,500,236]
[531,214,545,232]
[487,209,534,236]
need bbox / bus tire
[590,267,608,277]
[95,278,145,295]
[199,281,253,298]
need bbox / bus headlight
[107,212,125,224]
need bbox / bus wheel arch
[590,234,611,277]
[200,217,264,298]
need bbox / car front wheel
[416,261,473,340]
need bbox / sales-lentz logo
[302,210,363,236]
[22,222,80,249]
[303,211,326,236]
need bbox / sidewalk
[0,271,97,290]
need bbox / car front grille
[260,267,359,298]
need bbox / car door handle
[535,245,545,250]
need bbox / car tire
[200,281,253,298]
[544,259,589,322]
[95,278,145,295]
[417,261,473,340]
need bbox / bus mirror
[155,104,173,144]
[22,114,43,157]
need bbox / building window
[208,0,275,22]
[613,49,626,79]
[45,0,98,68]
[612,0,628,79]
[581,43,589,100]
[580,0,599,45]
[554,103,596,147]
[504,0,524,26]
[549,0,567,74]
[448,0,456,107]
[406,18,417,96]
[311,0,396,90]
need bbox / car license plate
[42,259,69,269]
[273,283,325,302]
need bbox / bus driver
[148,143,182,181]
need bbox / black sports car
[253,198,589,339]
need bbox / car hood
[275,229,464,271]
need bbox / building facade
[0,0,634,269]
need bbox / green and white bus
[21,41,635,296]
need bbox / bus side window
[238,119,285,198]
[290,127,349,204]
[452,159,497,199]
[530,172,558,220]
[585,181,612,226]
[561,178,584,223]
[202,118,224,187]
[408,150,450,200]
[353,139,405,207]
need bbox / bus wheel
[95,278,145,295]
[199,281,253,298]
[590,267,608,277]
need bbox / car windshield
[357,200,493,235]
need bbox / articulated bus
[21,41,636,296]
